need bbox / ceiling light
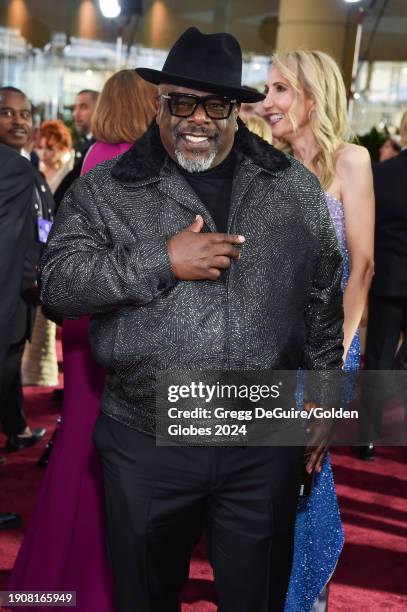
[99,0,121,18]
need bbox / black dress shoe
[37,417,61,469]
[0,513,22,530]
[353,443,375,461]
[6,427,47,452]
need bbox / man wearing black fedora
[41,27,343,612]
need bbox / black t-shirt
[179,151,236,233]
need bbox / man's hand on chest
[167,214,245,281]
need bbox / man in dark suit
[53,89,99,213]
[0,143,33,528]
[360,130,407,459]
[0,86,52,452]
[0,145,33,381]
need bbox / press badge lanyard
[34,182,53,244]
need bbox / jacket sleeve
[0,154,33,381]
[40,176,176,318]
[302,187,344,376]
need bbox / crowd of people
[1,25,406,612]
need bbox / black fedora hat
[136,27,265,103]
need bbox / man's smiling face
[156,84,239,173]
[0,91,32,150]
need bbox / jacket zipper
[225,173,258,370]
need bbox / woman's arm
[337,143,375,360]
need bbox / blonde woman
[263,51,374,611]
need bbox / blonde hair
[243,115,272,144]
[400,111,407,148]
[271,50,350,189]
[92,70,157,143]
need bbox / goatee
[175,150,217,173]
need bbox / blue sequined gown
[285,193,360,611]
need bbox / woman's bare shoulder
[336,142,371,171]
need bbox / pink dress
[9,142,132,611]
[82,141,132,174]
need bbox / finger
[308,426,332,450]
[187,215,204,233]
[212,244,241,259]
[306,448,318,474]
[210,256,232,270]
[315,451,326,473]
[303,447,313,462]
[212,232,245,245]
[306,443,325,474]
[208,268,222,281]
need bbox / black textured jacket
[40,120,344,433]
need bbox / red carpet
[1,384,406,611]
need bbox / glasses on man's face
[160,93,237,120]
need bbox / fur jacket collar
[111,118,290,183]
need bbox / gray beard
[175,149,217,173]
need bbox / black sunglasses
[159,92,237,120]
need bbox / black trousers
[93,413,303,612]
[361,295,407,440]
[0,338,27,436]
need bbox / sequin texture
[286,192,360,611]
